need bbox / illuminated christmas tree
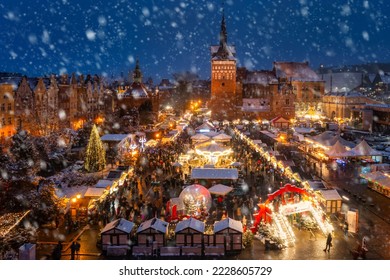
[84,124,106,172]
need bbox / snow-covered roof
[191,168,238,180]
[208,184,233,196]
[319,189,342,201]
[210,45,236,59]
[274,61,321,82]
[214,218,243,233]
[101,134,130,142]
[137,218,169,234]
[243,71,277,85]
[293,127,316,134]
[175,217,205,233]
[101,218,134,234]
[84,187,106,197]
[95,179,115,188]
[321,72,363,93]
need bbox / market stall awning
[318,189,342,201]
[84,187,106,197]
[137,217,169,234]
[208,184,233,196]
[191,168,238,180]
[100,134,130,142]
[101,218,134,234]
[95,179,115,188]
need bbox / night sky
[1,0,390,81]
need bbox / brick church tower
[209,9,239,121]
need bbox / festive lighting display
[84,124,106,172]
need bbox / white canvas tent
[191,133,211,142]
[325,140,352,158]
[351,140,382,157]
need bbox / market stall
[214,218,243,252]
[136,218,169,248]
[175,217,205,247]
[101,218,134,256]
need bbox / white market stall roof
[101,218,134,234]
[137,218,169,234]
[175,217,205,233]
[191,168,238,180]
[212,133,232,141]
[318,189,342,201]
[101,134,130,142]
[84,187,106,197]
[325,140,352,158]
[208,184,234,196]
[351,140,382,157]
[214,218,243,233]
[309,132,355,148]
[95,179,115,188]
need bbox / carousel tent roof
[84,187,106,197]
[137,217,169,234]
[191,133,210,141]
[195,122,215,132]
[318,189,342,201]
[101,218,134,234]
[214,218,243,233]
[95,179,115,188]
[175,217,205,233]
[196,141,230,154]
[191,168,239,180]
[208,184,234,196]
[212,133,232,141]
[101,134,130,142]
[205,131,220,138]
[351,140,382,157]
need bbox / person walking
[70,241,76,260]
[323,232,332,252]
[75,240,81,259]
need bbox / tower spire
[133,58,143,83]
[220,1,227,46]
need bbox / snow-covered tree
[84,124,106,172]
[10,130,39,177]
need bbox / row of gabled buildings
[0,60,163,143]
[0,73,114,141]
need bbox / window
[8,117,11,124]
[286,99,290,105]
[222,82,225,86]
[1,104,4,111]
[7,103,11,111]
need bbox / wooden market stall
[214,218,243,252]
[136,218,169,248]
[316,189,343,214]
[101,218,134,256]
[175,217,205,247]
